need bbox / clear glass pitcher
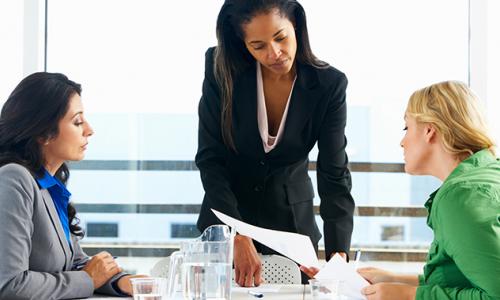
[166,224,235,300]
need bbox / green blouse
[416,149,500,299]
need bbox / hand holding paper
[211,209,320,268]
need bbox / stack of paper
[316,254,369,299]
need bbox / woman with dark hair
[196,0,355,286]
[0,72,139,299]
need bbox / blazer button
[254,185,263,192]
[259,160,265,166]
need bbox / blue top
[36,169,72,245]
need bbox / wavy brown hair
[0,72,85,238]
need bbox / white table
[88,284,307,300]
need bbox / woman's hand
[233,234,263,287]
[357,267,396,284]
[362,282,417,300]
[299,265,320,278]
[82,251,122,289]
[116,275,149,295]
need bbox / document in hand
[315,254,370,300]
[211,209,321,268]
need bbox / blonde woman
[358,81,500,299]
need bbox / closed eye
[275,36,287,42]
[250,42,265,50]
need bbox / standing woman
[196,0,355,286]
[359,81,500,299]
[0,72,137,299]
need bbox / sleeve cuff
[111,274,130,296]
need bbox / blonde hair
[406,80,495,158]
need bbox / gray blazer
[0,163,126,300]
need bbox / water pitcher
[166,225,235,300]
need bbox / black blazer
[196,47,354,258]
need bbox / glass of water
[131,277,166,300]
[309,278,345,300]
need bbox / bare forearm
[392,274,419,286]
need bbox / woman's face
[42,93,93,169]
[242,9,297,76]
[400,114,433,175]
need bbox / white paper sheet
[315,254,370,300]
[212,209,320,268]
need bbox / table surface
[88,284,307,300]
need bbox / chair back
[151,254,301,284]
[150,257,170,278]
[260,254,301,284]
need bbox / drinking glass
[131,277,166,300]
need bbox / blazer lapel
[232,64,265,158]
[40,189,73,270]
[270,63,322,155]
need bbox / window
[381,226,405,242]
[170,224,200,239]
[486,0,500,145]
[86,222,119,238]
[0,0,495,272]
[0,1,27,104]
[47,0,468,249]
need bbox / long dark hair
[214,0,327,150]
[0,72,84,238]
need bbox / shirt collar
[445,149,497,182]
[36,168,71,198]
[423,149,496,227]
[36,168,58,189]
